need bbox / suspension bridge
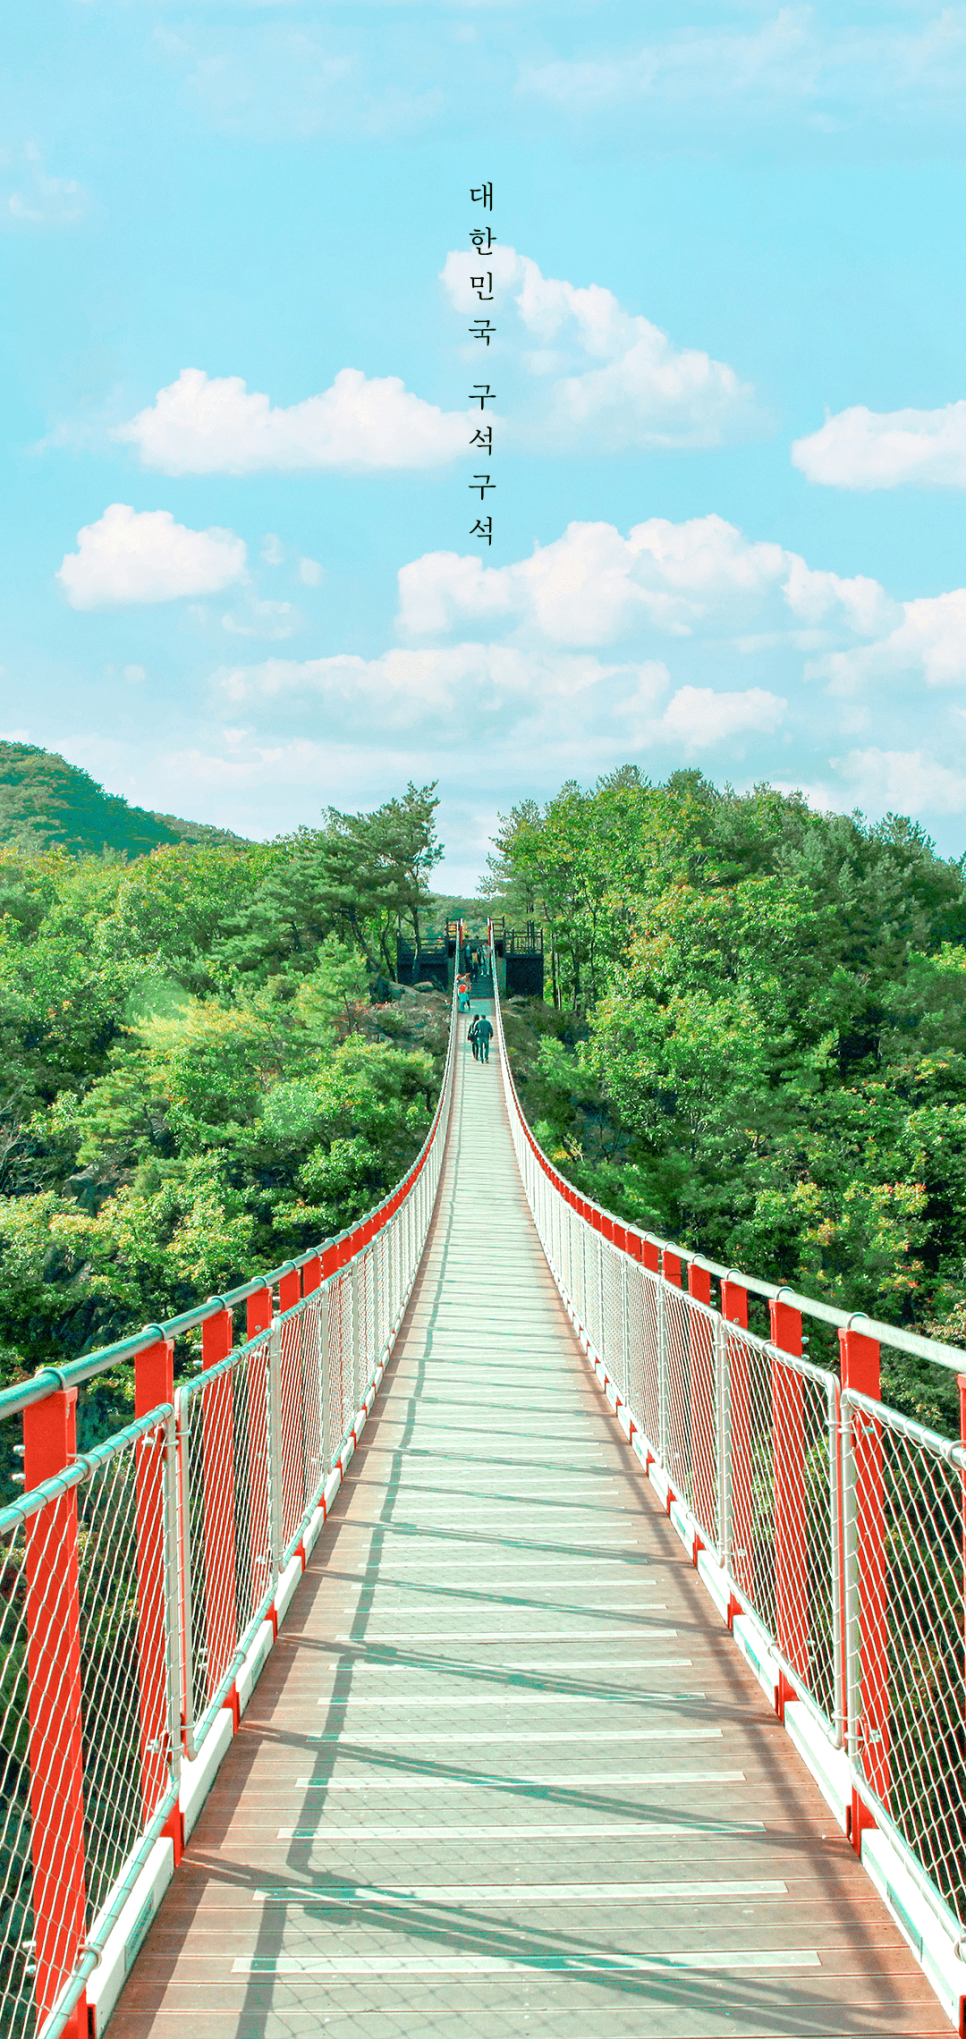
[3,944,966,2038]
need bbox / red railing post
[769,1295,809,1688]
[840,1323,888,1844]
[23,1385,88,2039]
[278,1267,301,1313]
[722,1279,753,1608]
[133,1337,180,1859]
[687,1264,716,1548]
[201,1304,237,1704]
[247,1286,274,1609]
[248,1288,274,1337]
[688,1264,712,1304]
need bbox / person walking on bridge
[475,1013,493,1063]
[468,1014,480,1061]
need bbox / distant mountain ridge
[0,743,249,857]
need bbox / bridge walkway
[110,1012,945,2038]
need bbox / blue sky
[6,2,966,885]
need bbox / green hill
[0,743,249,857]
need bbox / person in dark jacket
[468,1014,480,1061]
[475,1014,493,1063]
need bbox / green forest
[491,768,966,1432]
[1,744,965,1442]
[0,752,448,1446]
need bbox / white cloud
[659,685,786,748]
[792,401,966,490]
[782,556,896,635]
[833,748,966,817]
[398,516,849,648]
[261,533,284,566]
[218,641,614,719]
[209,635,788,789]
[810,590,966,694]
[213,642,679,756]
[3,143,87,227]
[58,504,247,610]
[212,620,791,768]
[441,246,754,449]
[298,556,323,587]
[122,664,147,685]
[395,511,966,752]
[114,366,468,475]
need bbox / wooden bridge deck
[111,1013,946,2039]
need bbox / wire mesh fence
[663,1281,722,1554]
[176,1177,452,1755]
[179,1331,273,1751]
[0,981,458,2038]
[175,1019,456,1758]
[727,1327,841,1732]
[0,1409,176,2039]
[18,963,966,2021]
[844,1390,966,1926]
[80,1416,177,1924]
[494,984,843,1743]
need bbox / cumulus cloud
[398,516,874,649]
[659,685,786,748]
[809,590,966,695]
[782,557,895,635]
[58,504,247,610]
[216,642,651,730]
[391,512,966,779]
[442,246,754,449]
[213,634,788,773]
[792,401,966,490]
[114,366,468,476]
[175,502,966,849]
[833,748,966,816]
